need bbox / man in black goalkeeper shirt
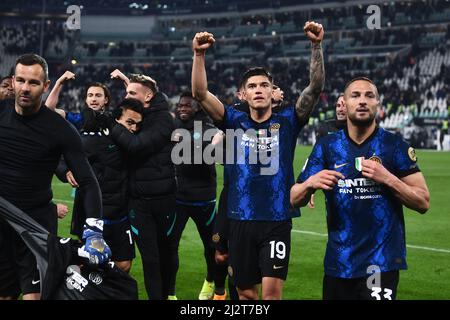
[0,54,110,300]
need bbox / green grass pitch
[52,146,450,300]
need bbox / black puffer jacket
[57,126,128,237]
[81,131,128,218]
[110,92,176,198]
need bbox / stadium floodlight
[71,59,77,65]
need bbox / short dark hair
[113,98,144,119]
[343,77,378,98]
[85,82,111,107]
[178,91,198,108]
[179,91,193,99]
[1,76,12,83]
[239,67,273,89]
[15,53,49,81]
[129,74,159,93]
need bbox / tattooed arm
[295,21,325,127]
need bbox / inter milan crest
[369,155,382,164]
[269,123,280,133]
[228,266,233,277]
[212,233,220,243]
[408,147,417,162]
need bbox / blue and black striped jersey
[299,127,420,278]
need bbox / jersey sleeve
[66,112,83,130]
[282,105,303,138]
[392,137,420,178]
[275,105,302,139]
[216,105,242,131]
[297,140,326,183]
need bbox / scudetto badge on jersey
[408,147,417,162]
[355,157,364,171]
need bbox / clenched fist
[56,71,75,85]
[192,32,215,55]
[304,21,324,43]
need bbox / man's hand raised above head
[110,69,130,87]
[192,32,215,55]
[56,71,76,85]
[304,21,324,43]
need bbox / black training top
[0,99,102,219]
[173,111,217,202]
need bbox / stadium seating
[0,0,448,144]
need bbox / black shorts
[0,203,57,296]
[228,219,292,288]
[212,185,229,253]
[323,270,399,300]
[103,216,135,262]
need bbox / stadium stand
[0,0,448,148]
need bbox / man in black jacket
[110,73,176,300]
[58,98,144,274]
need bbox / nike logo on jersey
[334,162,348,169]
[273,265,285,270]
[31,279,40,285]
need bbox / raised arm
[110,69,130,89]
[191,32,225,122]
[45,70,75,111]
[295,21,325,126]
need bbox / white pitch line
[50,206,450,254]
[292,229,450,254]
[405,245,450,254]
[292,229,327,237]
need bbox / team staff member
[0,76,14,100]
[169,92,228,300]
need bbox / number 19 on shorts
[269,241,286,259]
